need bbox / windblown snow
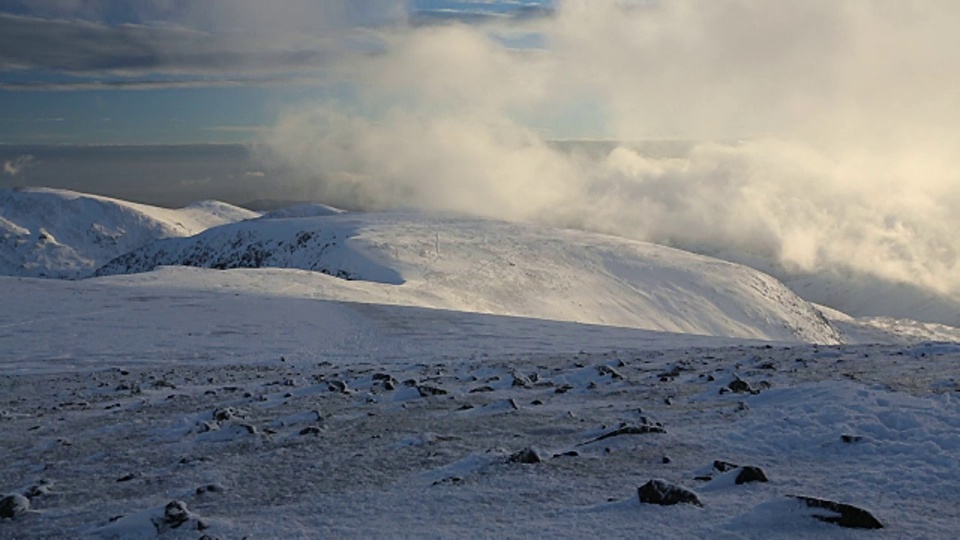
[0,188,257,279]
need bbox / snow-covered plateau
[1,188,959,538]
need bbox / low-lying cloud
[258,1,960,297]
[3,154,35,177]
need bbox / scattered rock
[508,447,542,464]
[23,480,53,500]
[735,466,768,484]
[0,494,30,519]
[511,374,532,388]
[638,479,702,507]
[579,424,665,446]
[596,365,625,380]
[327,380,348,393]
[417,385,448,397]
[212,407,236,423]
[726,377,758,394]
[195,484,224,495]
[713,460,738,473]
[155,500,190,532]
[116,472,141,483]
[791,495,883,529]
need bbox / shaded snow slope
[96,213,841,343]
[0,187,258,279]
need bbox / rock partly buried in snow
[416,385,448,397]
[638,479,703,507]
[725,377,758,395]
[734,466,769,485]
[696,461,767,484]
[580,423,666,446]
[0,493,30,519]
[791,495,884,529]
[158,500,190,531]
[508,447,543,464]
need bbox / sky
[2,0,960,300]
[0,0,557,145]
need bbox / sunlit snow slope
[0,187,258,278]
[96,212,841,343]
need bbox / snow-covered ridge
[0,187,258,279]
[96,212,841,343]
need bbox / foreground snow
[1,274,959,538]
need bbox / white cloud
[261,0,960,296]
[3,155,36,176]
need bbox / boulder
[508,447,543,464]
[0,494,29,519]
[638,479,702,507]
[791,495,883,529]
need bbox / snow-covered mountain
[95,212,841,343]
[0,187,258,279]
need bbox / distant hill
[95,210,842,343]
[0,187,258,279]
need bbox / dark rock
[662,456,672,464]
[841,434,863,444]
[596,365,625,380]
[383,380,396,391]
[508,447,542,464]
[552,451,579,458]
[196,484,224,495]
[162,500,190,528]
[469,386,494,393]
[713,460,739,473]
[327,380,348,393]
[791,495,883,529]
[23,480,53,500]
[735,466,768,484]
[432,476,463,486]
[212,407,235,423]
[372,373,393,382]
[580,424,666,446]
[726,378,757,394]
[299,426,322,436]
[555,384,574,394]
[417,385,448,397]
[512,374,532,388]
[116,473,140,483]
[0,494,29,519]
[658,366,682,379]
[638,479,702,507]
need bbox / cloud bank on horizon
[260,0,960,297]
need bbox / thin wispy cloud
[3,154,36,176]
